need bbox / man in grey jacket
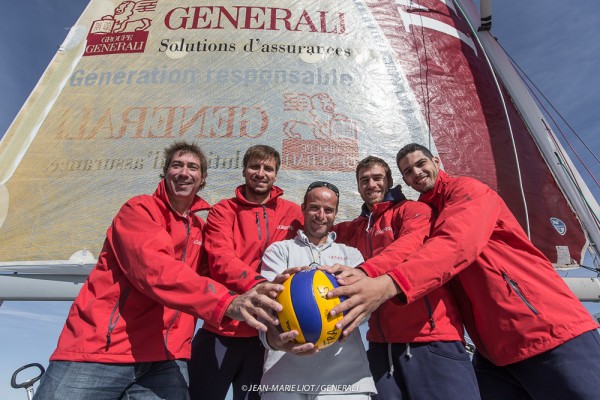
[258,181,376,400]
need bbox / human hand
[319,264,367,285]
[326,275,400,338]
[271,266,310,285]
[265,324,318,355]
[225,281,284,332]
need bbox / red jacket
[335,186,465,343]
[51,181,236,363]
[203,185,303,337]
[364,171,599,365]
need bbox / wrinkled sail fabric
[0,0,585,264]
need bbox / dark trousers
[188,328,264,400]
[473,329,600,400]
[367,341,480,400]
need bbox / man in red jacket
[34,141,287,400]
[326,143,600,399]
[332,156,479,400]
[188,145,303,400]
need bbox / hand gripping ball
[276,269,345,349]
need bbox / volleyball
[276,269,345,349]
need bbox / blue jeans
[33,360,189,400]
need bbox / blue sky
[1,1,599,399]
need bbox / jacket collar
[155,180,211,215]
[419,170,449,207]
[359,185,407,217]
[295,229,336,250]
[234,184,284,207]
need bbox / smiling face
[357,164,391,211]
[165,150,205,214]
[398,150,441,194]
[302,187,338,245]
[242,157,278,203]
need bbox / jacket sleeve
[332,221,359,248]
[108,198,236,326]
[360,202,433,277]
[204,202,267,294]
[373,179,502,304]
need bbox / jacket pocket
[163,310,180,360]
[423,295,436,330]
[502,273,539,315]
[105,287,131,351]
[427,341,471,361]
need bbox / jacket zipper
[502,273,539,315]
[365,212,388,342]
[256,212,262,240]
[263,207,270,252]
[365,213,374,259]
[164,215,190,358]
[105,287,131,351]
[164,310,180,360]
[181,216,190,262]
[423,295,436,330]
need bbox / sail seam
[452,0,531,238]
[1,42,85,185]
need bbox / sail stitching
[452,0,531,238]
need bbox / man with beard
[34,141,286,400]
[330,156,479,400]
[258,181,377,400]
[325,143,600,400]
[188,145,303,400]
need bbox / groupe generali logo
[84,0,156,56]
[280,92,359,172]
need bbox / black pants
[188,328,264,400]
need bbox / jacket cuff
[210,292,237,326]
[360,262,383,278]
[258,329,277,351]
[385,271,411,305]
[241,275,268,292]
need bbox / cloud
[0,308,64,323]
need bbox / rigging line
[541,115,600,189]
[497,42,600,164]
[418,10,432,150]
[577,263,600,274]
[452,0,531,238]
[546,125,600,227]
[500,48,600,190]
[408,1,432,150]
[552,149,600,228]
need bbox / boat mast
[457,0,600,262]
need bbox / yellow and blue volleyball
[276,269,346,349]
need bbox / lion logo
[91,1,151,34]
[283,93,357,140]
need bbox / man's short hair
[396,143,435,168]
[355,156,394,189]
[242,145,281,172]
[160,141,208,191]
